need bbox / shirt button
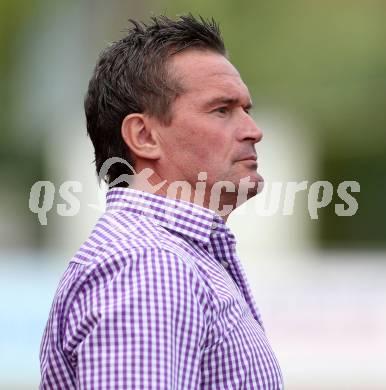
[211,222,218,230]
[221,260,229,268]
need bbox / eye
[243,106,251,115]
[214,106,229,115]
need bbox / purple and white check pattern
[40,187,283,389]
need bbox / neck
[129,170,237,222]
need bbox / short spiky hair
[84,14,226,186]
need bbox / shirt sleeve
[68,247,209,389]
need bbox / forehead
[170,49,251,104]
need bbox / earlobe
[121,113,161,161]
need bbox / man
[40,14,283,389]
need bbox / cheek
[171,116,234,163]
[173,123,205,155]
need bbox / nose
[239,110,263,144]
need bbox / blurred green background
[1,0,385,250]
[1,0,385,389]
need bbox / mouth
[236,155,264,186]
[238,155,257,163]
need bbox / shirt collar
[106,187,235,245]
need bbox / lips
[238,155,257,162]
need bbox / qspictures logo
[28,157,360,226]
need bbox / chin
[248,170,264,187]
[254,173,265,194]
[233,171,264,198]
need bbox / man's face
[155,49,263,203]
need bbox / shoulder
[70,230,206,304]
[73,210,197,270]
[76,245,203,294]
[66,245,211,331]
[66,210,211,313]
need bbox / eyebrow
[203,96,253,110]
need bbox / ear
[121,113,161,161]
